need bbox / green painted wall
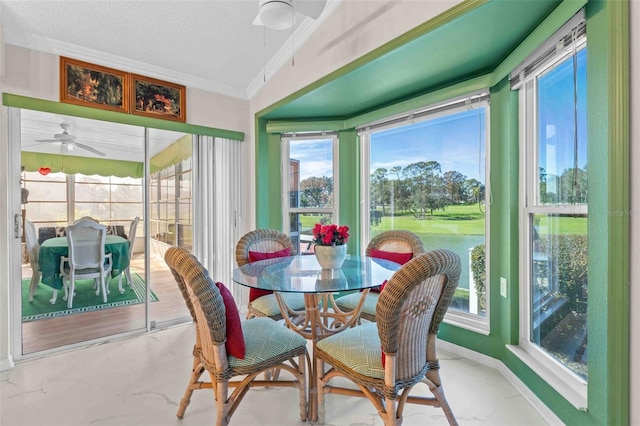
[254,1,630,424]
[337,129,360,257]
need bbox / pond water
[418,234,485,291]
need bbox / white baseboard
[0,355,15,372]
[438,340,563,426]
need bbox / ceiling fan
[253,0,327,30]
[33,122,106,157]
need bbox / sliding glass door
[15,108,192,355]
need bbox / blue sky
[370,108,486,183]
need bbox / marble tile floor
[1,323,550,426]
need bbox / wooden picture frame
[60,57,129,113]
[130,74,186,122]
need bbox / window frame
[281,133,339,246]
[358,93,491,333]
[512,36,588,409]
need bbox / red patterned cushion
[368,248,413,293]
[215,282,245,359]
[247,247,291,302]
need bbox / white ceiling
[1,0,336,99]
[2,0,336,160]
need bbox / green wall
[254,1,629,424]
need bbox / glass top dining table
[233,254,401,422]
[232,254,401,295]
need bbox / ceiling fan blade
[34,139,60,143]
[295,0,326,19]
[73,142,106,157]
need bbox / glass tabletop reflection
[232,255,401,293]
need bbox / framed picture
[130,74,186,122]
[60,57,129,113]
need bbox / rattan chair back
[376,249,461,381]
[235,229,304,321]
[334,230,425,322]
[366,229,425,256]
[235,229,296,266]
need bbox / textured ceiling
[1,0,334,99]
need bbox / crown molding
[3,28,248,100]
[246,0,342,99]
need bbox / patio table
[38,235,130,290]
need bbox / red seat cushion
[215,281,245,359]
[247,247,291,302]
[368,248,413,293]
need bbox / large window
[360,93,489,324]
[23,171,143,229]
[516,19,588,402]
[282,134,337,254]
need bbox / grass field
[299,204,587,236]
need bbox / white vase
[314,244,347,269]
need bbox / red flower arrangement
[312,223,350,246]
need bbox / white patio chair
[60,219,113,309]
[24,219,41,302]
[117,216,140,293]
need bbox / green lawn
[299,204,587,236]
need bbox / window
[23,170,68,228]
[75,174,143,223]
[150,157,193,249]
[515,17,587,405]
[359,93,489,326]
[282,134,338,254]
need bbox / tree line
[369,161,484,219]
[296,161,485,219]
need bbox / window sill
[444,310,489,335]
[506,343,587,410]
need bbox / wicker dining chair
[164,247,308,425]
[334,230,424,321]
[317,249,461,426]
[235,229,306,320]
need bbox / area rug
[22,271,158,322]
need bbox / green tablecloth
[38,236,130,290]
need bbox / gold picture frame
[130,74,186,122]
[60,56,129,113]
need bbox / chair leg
[49,288,58,304]
[67,277,76,309]
[298,353,308,421]
[176,355,206,419]
[432,384,457,426]
[125,266,132,287]
[117,274,125,294]
[317,357,325,424]
[214,378,231,426]
[100,274,108,303]
[28,270,41,302]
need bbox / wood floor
[21,252,191,354]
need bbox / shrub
[470,244,486,312]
